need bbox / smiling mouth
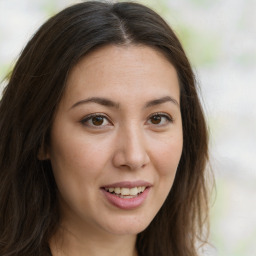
[104,186,147,198]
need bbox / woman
[0,1,210,256]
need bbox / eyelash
[80,113,112,128]
[80,112,173,128]
[147,112,173,126]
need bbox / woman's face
[46,45,183,236]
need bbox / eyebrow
[70,96,179,110]
[70,97,119,110]
[144,96,179,108]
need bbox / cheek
[151,135,183,177]
[151,136,183,207]
[48,132,114,209]
[50,129,109,172]
[48,135,104,212]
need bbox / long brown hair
[0,1,210,255]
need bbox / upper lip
[101,180,152,189]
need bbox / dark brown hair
[0,1,210,255]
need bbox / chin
[102,215,151,236]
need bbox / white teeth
[119,195,134,199]
[121,188,130,196]
[105,186,146,196]
[108,187,114,193]
[114,187,121,194]
[130,187,138,196]
[138,186,146,193]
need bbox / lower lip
[101,188,150,210]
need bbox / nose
[112,125,150,170]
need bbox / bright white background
[1,0,256,255]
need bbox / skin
[43,45,183,256]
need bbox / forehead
[62,44,180,107]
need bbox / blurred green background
[1,0,256,255]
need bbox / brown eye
[147,113,173,126]
[92,116,104,126]
[81,114,111,128]
[150,115,162,124]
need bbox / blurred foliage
[174,23,221,67]
[39,0,60,18]
[133,0,221,67]
[139,0,171,16]
[190,0,220,8]
[0,64,12,90]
